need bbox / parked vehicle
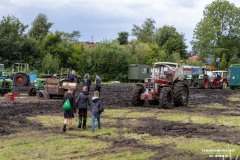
[184,66,209,89]
[130,62,189,108]
[229,65,240,89]
[209,71,229,89]
[13,63,30,86]
[0,78,19,97]
[128,64,151,82]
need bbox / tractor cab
[151,62,183,85]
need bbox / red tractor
[131,62,189,108]
[209,70,229,89]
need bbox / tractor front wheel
[173,81,189,107]
[159,87,173,109]
[28,87,37,96]
[130,86,144,106]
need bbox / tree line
[0,0,239,81]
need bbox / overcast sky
[0,0,240,51]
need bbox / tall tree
[131,18,156,43]
[28,13,53,41]
[155,25,188,59]
[0,16,28,66]
[117,31,129,45]
[191,0,240,66]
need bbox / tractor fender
[38,90,50,99]
[136,84,144,88]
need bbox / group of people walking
[62,73,103,132]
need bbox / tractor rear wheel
[159,87,173,109]
[14,73,28,86]
[173,81,189,107]
[131,86,144,106]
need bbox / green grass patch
[156,111,240,127]
[98,149,155,160]
[0,131,110,160]
[191,103,229,109]
[103,109,129,118]
[228,96,240,102]
[142,136,240,158]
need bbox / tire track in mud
[0,84,239,136]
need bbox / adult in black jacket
[76,86,91,129]
[83,73,91,92]
[62,89,76,132]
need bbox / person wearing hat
[62,89,76,132]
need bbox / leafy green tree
[28,13,53,41]
[191,0,240,66]
[85,41,134,81]
[117,31,129,45]
[42,31,80,68]
[0,16,28,66]
[128,40,153,64]
[220,53,227,69]
[155,25,188,59]
[131,18,156,43]
[41,53,60,73]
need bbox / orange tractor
[131,62,189,108]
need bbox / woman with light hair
[76,86,91,129]
[90,91,104,132]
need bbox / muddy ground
[0,84,240,159]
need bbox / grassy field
[0,96,240,159]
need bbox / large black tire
[173,81,189,107]
[28,87,37,96]
[14,73,28,86]
[131,85,144,106]
[159,87,173,109]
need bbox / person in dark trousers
[90,91,104,132]
[62,89,76,132]
[76,86,91,129]
[83,73,91,92]
[95,75,102,96]
[69,70,75,82]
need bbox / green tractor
[28,78,46,96]
[13,63,30,86]
[185,66,210,89]
[0,78,19,97]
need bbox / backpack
[99,101,104,114]
[62,99,71,110]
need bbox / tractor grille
[146,82,154,91]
